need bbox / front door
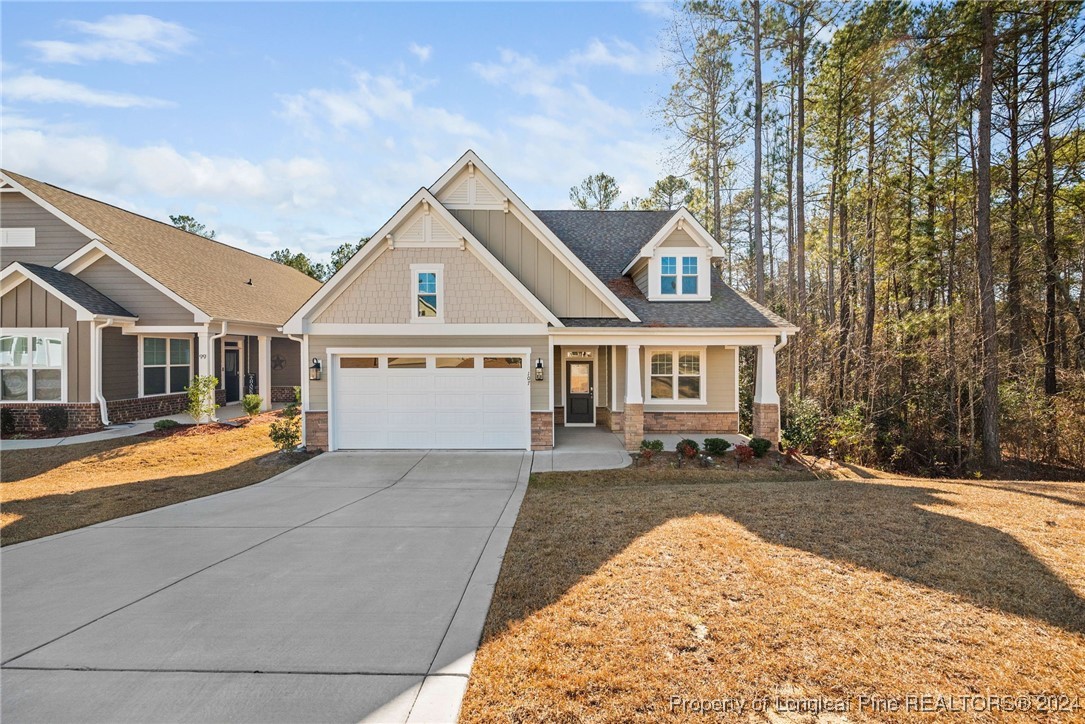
[224,348,240,403]
[566,361,594,424]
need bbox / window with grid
[142,338,191,396]
[660,255,699,296]
[649,350,702,401]
[0,334,64,402]
[417,271,438,318]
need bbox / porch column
[623,344,643,451]
[258,335,272,411]
[196,326,215,423]
[752,343,780,443]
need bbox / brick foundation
[644,411,740,434]
[271,386,297,403]
[554,406,565,426]
[305,411,328,451]
[105,389,227,424]
[0,403,102,432]
[596,407,610,429]
[531,411,554,450]
[606,409,624,433]
[622,403,644,451]
[752,402,780,443]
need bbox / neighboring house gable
[0,191,93,268]
[75,255,196,325]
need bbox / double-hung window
[660,255,698,296]
[142,337,191,396]
[411,264,444,322]
[0,332,65,402]
[648,349,704,402]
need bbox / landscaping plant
[39,406,69,434]
[185,375,220,424]
[154,419,180,431]
[734,444,754,466]
[269,386,302,452]
[782,396,823,453]
[640,439,664,463]
[242,394,263,417]
[1,408,16,436]
[675,438,700,460]
[749,437,773,458]
[703,437,731,455]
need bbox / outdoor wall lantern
[309,358,322,381]
[535,357,545,381]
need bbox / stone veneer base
[531,411,554,450]
[751,402,780,443]
[305,411,328,451]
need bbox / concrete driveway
[1,450,530,723]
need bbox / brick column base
[305,411,328,451]
[609,410,624,433]
[622,403,643,451]
[531,412,554,450]
[751,402,780,443]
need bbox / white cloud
[27,14,195,64]
[635,1,674,19]
[567,38,662,75]
[408,42,432,63]
[3,71,173,108]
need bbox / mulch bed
[1,427,106,441]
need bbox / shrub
[242,394,263,417]
[154,419,180,431]
[734,444,754,465]
[783,397,823,453]
[1,408,14,436]
[676,438,700,459]
[703,437,732,455]
[269,415,301,452]
[640,439,664,463]
[39,406,69,433]
[185,375,220,424]
[749,437,773,458]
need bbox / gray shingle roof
[21,263,136,318]
[533,210,794,329]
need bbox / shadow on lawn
[494,477,1085,638]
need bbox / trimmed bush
[734,444,754,465]
[39,406,69,433]
[703,437,732,455]
[1,408,14,436]
[749,437,773,458]
[154,419,180,431]
[676,438,700,459]
[269,415,301,452]
[640,439,664,463]
[242,394,263,417]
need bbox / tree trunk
[1006,30,1025,376]
[1040,0,1059,395]
[796,6,807,392]
[752,0,765,303]
[863,96,876,359]
[976,2,1001,469]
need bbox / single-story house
[284,151,797,452]
[0,170,321,431]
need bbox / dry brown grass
[1,420,308,545]
[462,469,1085,722]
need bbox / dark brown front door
[566,361,593,424]
[224,348,240,403]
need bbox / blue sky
[2,2,681,262]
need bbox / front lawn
[462,469,1085,722]
[1,416,310,545]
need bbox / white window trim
[649,251,711,302]
[1,228,36,248]
[410,263,445,323]
[0,327,67,403]
[138,335,194,398]
[644,347,707,405]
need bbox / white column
[258,335,272,411]
[197,326,214,422]
[625,344,643,404]
[753,343,779,405]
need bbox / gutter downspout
[283,330,306,449]
[206,321,228,421]
[774,330,789,354]
[91,318,113,426]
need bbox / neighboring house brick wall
[106,389,226,424]
[315,247,539,325]
[0,193,92,269]
[450,208,620,318]
[531,411,554,450]
[272,386,297,403]
[0,279,92,402]
[305,411,328,450]
[0,403,100,432]
[76,255,195,325]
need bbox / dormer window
[660,255,698,296]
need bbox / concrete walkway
[0,402,283,450]
[1,450,530,723]
[531,426,632,472]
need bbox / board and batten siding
[100,327,138,401]
[76,256,195,325]
[609,345,736,413]
[0,279,92,401]
[631,259,650,297]
[0,193,93,269]
[450,209,619,319]
[271,337,301,387]
[306,334,549,412]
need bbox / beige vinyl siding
[450,209,619,318]
[0,278,91,401]
[315,246,539,325]
[100,327,138,401]
[614,345,626,411]
[659,228,700,247]
[1,193,93,268]
[598,345,609,407]
[306,334,548,411]
[76,256,195,325]
[631,258,650,296]
[642,346,737,412]
[271,337,301,387]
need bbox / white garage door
[332,352,530,450]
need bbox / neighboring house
[285,151,797,452]
[0,170,322,431]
